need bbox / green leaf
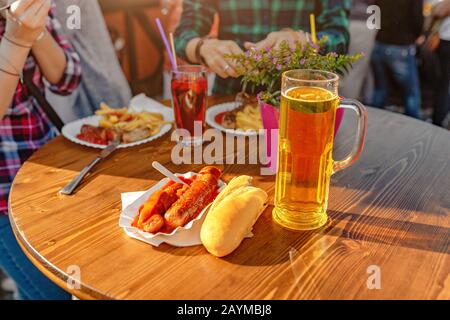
[225,38,363,106]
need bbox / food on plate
[132,179,190,233]
[164,166,222,230]
[219,104,263,131]
[76,124,120,145]
[132,166,222,234]
[200,175,268,257]
[76,103,168,145]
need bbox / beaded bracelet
[0,67,20,78]
[194,36,214,67]
[0,53,23,83]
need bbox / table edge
[8,200,108,300]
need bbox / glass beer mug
[273,70,367,231]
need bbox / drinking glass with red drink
[171,65,208,146]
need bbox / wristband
[195,39,206,66]
[195,36,213,66]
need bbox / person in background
[174,0,351,95]
[431,0,450,127]
[340,0,377,101]
[51,0,132,119]
[161,0,219,99]
[0,0,81,300]
[370,0,424,119]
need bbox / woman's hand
[433,0,450,18]
[244,29,309,51]
[5,0,51,46]
[200,39,243,79]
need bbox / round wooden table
[8,97,450,300]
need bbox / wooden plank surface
[8,96,450,300]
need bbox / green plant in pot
[226,37,362,107]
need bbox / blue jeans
[0,215,70,300]
[371,42,422,119]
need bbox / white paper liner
[119,172,226,247]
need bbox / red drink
[171,65,208,145]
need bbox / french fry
[99,119,113,129]
[92,103,171,142]
[109,115,120,124]
[236,104,263,130]
[95,107,128,116]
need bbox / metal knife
[60,140,120,195]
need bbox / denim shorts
[0,215,70,300]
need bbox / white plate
[119,172,226,247]
[206,102,262,136]
[61,94,174,149]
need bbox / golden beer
[273,70,367,231]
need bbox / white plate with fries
[206,102,263,136]
[62,94,174,149]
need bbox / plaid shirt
[0,4,82,215]
[175,0,351,94]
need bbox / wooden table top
[9,96,450,300]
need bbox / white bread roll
[201,183,268,257]
[209,175,253,212]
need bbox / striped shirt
[174,0,351,94]
[0,3,82,215]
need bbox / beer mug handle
[332,99,367,174]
